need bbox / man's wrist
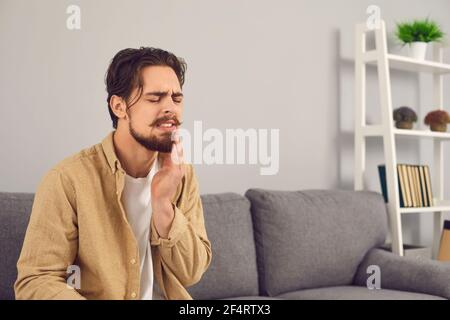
[152,198,175,239]
[152,198,173,215]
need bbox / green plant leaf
[395,18,444,44]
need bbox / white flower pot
[408,42,428,60]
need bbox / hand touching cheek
[151,131,185,238]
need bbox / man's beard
[129,120,173,153]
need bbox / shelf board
[394,128,450,139]
[364,52,450,74]
[388,54,450,74]
[399,200,450,214]
[361,126,450,140]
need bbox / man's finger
[170,141,181,165]
[159,151,173,168]
[176,140,184,164]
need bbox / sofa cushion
[354,248,450,299]
[187,193,259,299]
[245,189,388,296]
[0,192,34,300]
[276,286,445,300]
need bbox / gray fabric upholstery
[245,189,388,296]
[0,192,34,300]
[354,248,450,299]
[187,193,259,300]
[276,286,445,300]
[1,189,447,300]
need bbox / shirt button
[131,292,137,299]
[130,258,136,265]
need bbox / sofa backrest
[187,193,259,299]
[0,192,34,300]
[245,189,388,297]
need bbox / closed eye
[146,96,183,104]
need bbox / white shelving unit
[354,20,448,257]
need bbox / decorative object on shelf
[393,106,417,129]
[424,110,450,132]
[395,18,444,60]
[438,220,450,261]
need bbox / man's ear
[109,95,128,121]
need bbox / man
[14,47,212,300]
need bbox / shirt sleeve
[150,165,212,287]
[14,169,86,300]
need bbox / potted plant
[424,110,450,132]
[393,106,417,129]
[395,18,444,60]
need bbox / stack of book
[378,164,434,208]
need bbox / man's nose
[162,97,177,114]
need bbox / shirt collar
[101,131,120,174]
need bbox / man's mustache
[151,115,182,127]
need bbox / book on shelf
[377,164,434,208]
[438,220,450,261]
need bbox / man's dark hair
[105,47,187,129]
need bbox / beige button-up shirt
[14,131,212,300]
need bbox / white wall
[1,0,450,246]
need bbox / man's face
[126,65,183,153]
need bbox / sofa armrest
[353,248,450,299]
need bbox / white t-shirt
[121,159,165,300]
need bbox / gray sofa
[1,189,449,300]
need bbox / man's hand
[151,131,185,239]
